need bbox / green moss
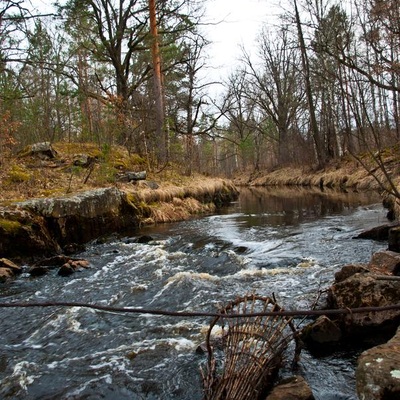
[125,193,151,217]
[0,218,22,234]
[6,165,31,183]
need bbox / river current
[0,187,387,399]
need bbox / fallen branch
[0,301,399,318]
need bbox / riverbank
[233,154,399,192]
[0,142,239,267]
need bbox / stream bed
[0,187,387,399]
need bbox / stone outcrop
[0,207,61,259]
[0,181,239,264]
[356,326,400,400]
[18,187,138,248]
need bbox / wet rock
[356,326,400,400]
[0,267,14,282]
[0,258,22,281]
[369,250,400,275]
[29,266,49,277]
[334,264,369,283]
[58,263,75,276]
[58,259,89,276]
[355,222,399,241]
[0,258,22,275]
[265,376,314,400]
[389,226,400,252]
[301,316,342,350]
[136,235,153,244]
[0,208,61,259]
[327,272,400,333]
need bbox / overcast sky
[28,0,282,94]
[204,0,280,76]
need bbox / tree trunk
[293,0,325,168]
[149,0,166,164]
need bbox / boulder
[18,187,138,247]
[327,272,400,333]
[117,170,147,182]
[0,208,61,260]
[369,250,400,275]
[73,153,96,168]
[266,376,314,400]
[356,326,400,399]
[355,222,400,241]
[21,142,58,160]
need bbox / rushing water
[0,187,387,400]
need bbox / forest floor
[1,141,400,205]
[0,142,224,205]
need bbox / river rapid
[0,187,387,399]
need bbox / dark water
[0,187,386,399]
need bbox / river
[0,187,387,399]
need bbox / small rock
[117,171,146,182]
[302,315,342,344]
[58,263,75,276]
[0,258,22,275]
[334,264,368,283]
[29,266,49,277]
[73,153,96,168]
[0,267,14,282]
[136,235,153,244]
[266,376,315,400]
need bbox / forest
[0,0,399,178]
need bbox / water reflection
[223,187,382,227]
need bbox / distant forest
[1,0,399,176]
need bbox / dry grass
[236,151,400,192]
[0,142,238,225]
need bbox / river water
[0,187,387,400]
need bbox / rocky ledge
[0,179,239,278]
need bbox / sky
[204,0,281,83]
[28,0,282,95]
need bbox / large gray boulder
[356,326,400,399]
[17,187,138,247]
